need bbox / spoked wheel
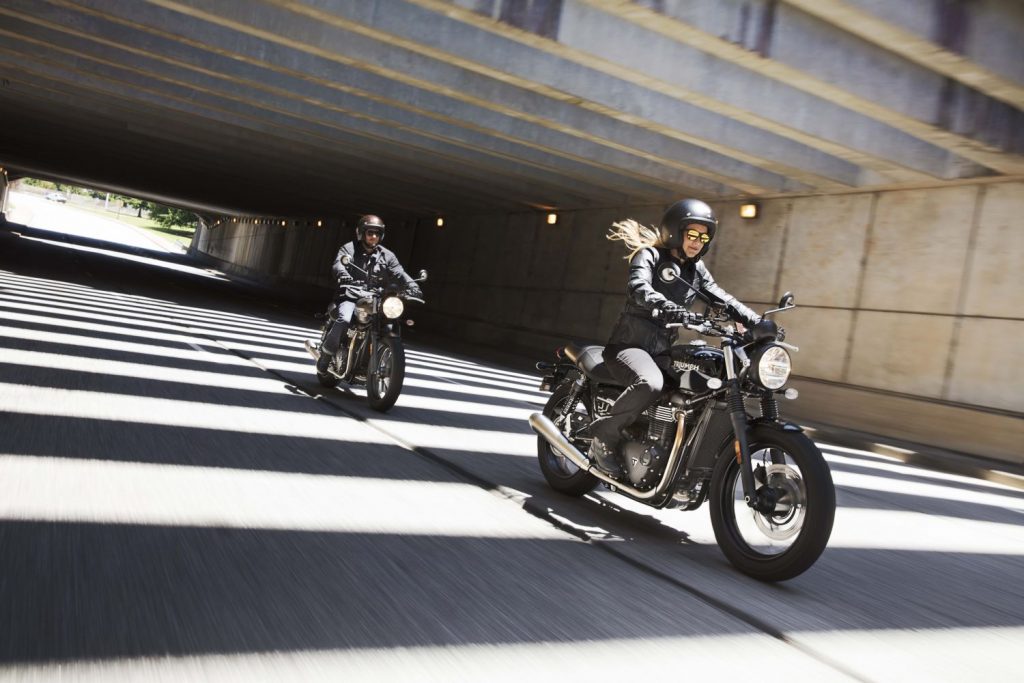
[710,425,835,582]
[367,337,405,412]
[537,382,599,496]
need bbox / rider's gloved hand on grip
[405,286,423,300]
[337,273,354,286]
[661,303,695,324]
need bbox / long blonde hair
[607,218,664,260]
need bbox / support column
[0,169,9,224]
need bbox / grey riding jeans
[590,345,665,443]
[322,300,356,356]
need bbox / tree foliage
[147,203,196,229]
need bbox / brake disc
[752,463,806,540]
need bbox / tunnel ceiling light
[740,202,760,219]
[546,212,558,225]
[281,220,286,226]
[436,217,444,228]
[317,220,322,227]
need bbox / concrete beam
[0,14,679,207]
[400,0,951,182]
[143,0,868,189]
[0,45,643,212]
[581,0,1024,176]
[8,1,749,198]
[783,0,1024,111]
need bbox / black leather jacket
[607,247,759,356]
[332,241,421,299]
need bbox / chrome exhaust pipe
[529,413,592,471]
[529,413,686,499]
[304,339,345,380]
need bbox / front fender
[749,417,804,433]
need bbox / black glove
[405,286,423,300]
[661,303,695,324]
[336,272,354,286]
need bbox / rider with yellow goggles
[586,198,761,479]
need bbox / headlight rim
[381,296,404,319]
[752,343,792,390]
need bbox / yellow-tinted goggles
[685,229,711,244]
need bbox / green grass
[73,203,196,246]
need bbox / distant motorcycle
[305,255,426,412]
[530,286,835,582]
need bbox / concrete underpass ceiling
[1,0,1022,219]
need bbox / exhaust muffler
[528,412,687,500]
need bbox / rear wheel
[709,425,835,582]
[367,337,405,412]
[316,368,340,388]
[537,381,599,496]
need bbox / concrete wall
[192,180,1023,462]
[193,214,419,290]
[401,179,1024,463]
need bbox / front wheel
[709,425,835,582]
[367,336,405,412]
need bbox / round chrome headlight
[756,345,792,389]
[382,296,404,319]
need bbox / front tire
[367,337,405,412]
[709,425,835,582]
[537,381,599,497]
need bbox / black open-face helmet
[356,214,386,243]
[659,199,717,257]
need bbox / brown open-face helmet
[356,214,386,243]
[658,199,717,257]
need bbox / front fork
[723,345,771,512]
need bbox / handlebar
[340,283,424,303]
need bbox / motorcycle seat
[563,343,618,385]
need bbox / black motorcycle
[304,255,426,412]
[530,288,835,582]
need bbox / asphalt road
[0,223,1022,682]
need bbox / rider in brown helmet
[317,215,422,374]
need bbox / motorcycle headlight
[382,296,404,319]
[754,345,791,389]
[355,297,373,323]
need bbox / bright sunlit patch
[19,235,229,279]
[365,420,536,457]
[0,455,565,539]
[0,272,315,335]
[402,376,547,406]
[0,287,310,345]
[0,325,251,368]
[405,357,542,388]
[827,453,1024,501]
[0,308,217,348]
[827,508,1024,555]
[0,296,306,353]
[10,627,1017,682]
[404,364,547,395]
[793,626,1024,682]
[405,349,540,382]
[0,348,286,393]
[0,383,389,444]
